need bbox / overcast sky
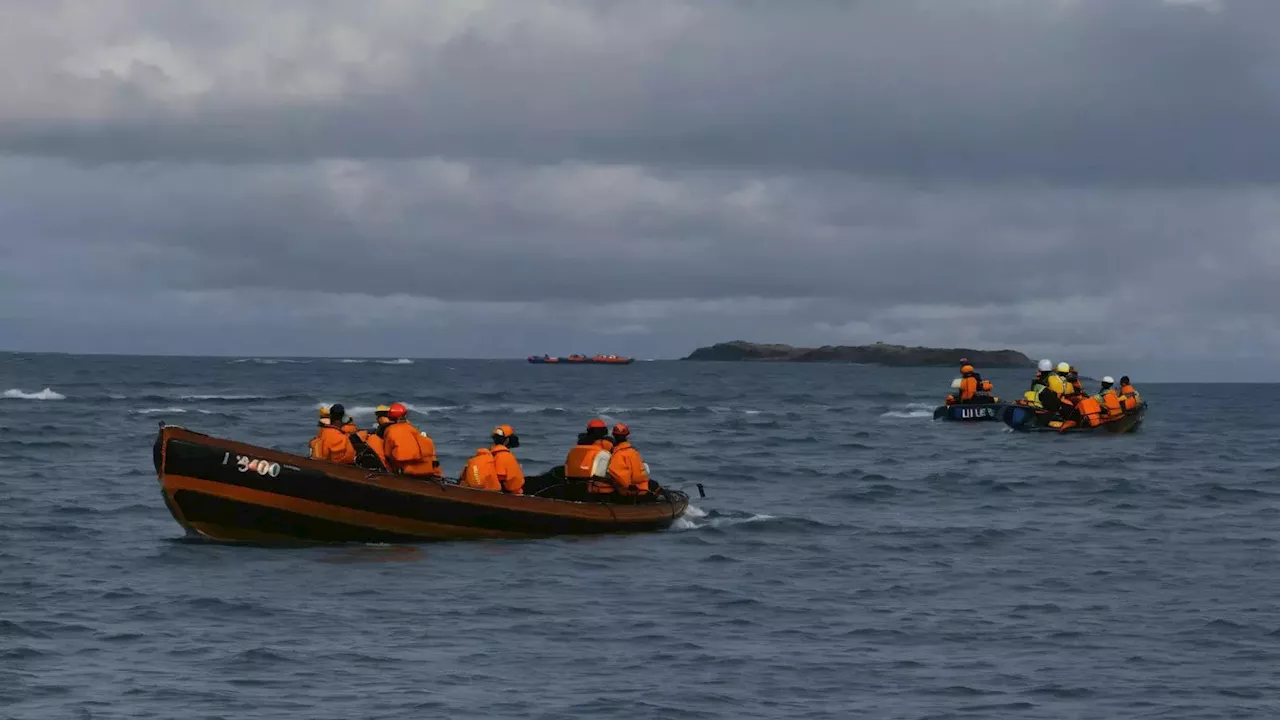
[1,0,1277,379]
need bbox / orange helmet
[611,422,630,437]
[960,364,974,375]
[492,424,515,438]
[586,418,607,430]
[980,380,993,391]
[387,402,408,420]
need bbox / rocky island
[681,341,1034,368]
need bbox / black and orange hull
[1001,402,1147,434]
[151,425,689,544]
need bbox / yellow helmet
[374,404,391,414]
[1056,362,1070,373]
[318,405,331,418]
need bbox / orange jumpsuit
[606,441,650,494]
[491,446,524,494]
[382,421,441,477]
[309,425,356,464]
[460,448,501,491]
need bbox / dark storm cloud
[0,0,1276,185]
[3,0,1280,378]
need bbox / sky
[1,0,1277,379]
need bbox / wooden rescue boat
[151,425,689,544]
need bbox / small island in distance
[681,340,1035,368]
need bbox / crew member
[381,402,442,477]
[1118,376,1141,411]
[567,419,614,490]
[1092,376,1124,420]
[1023,359,1066,414]
[604,423,650,495]
[490,424,525,494]
[363,404,391,466]
[309,404,357,464]
[957,364,980,402]
[1057,392,1104,431]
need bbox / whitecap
[375,358,414,365]
[3,388,66,401]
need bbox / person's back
[605,423,650,495]
[381,403,441,477]
[957,364,979,401]
[1118,376,1141,411]
[459,448,501,491]
[308,405,356,465]
[566,419,613,487]
[490,425,525,495]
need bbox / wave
[2,388,66,401]
[596,405,767,416]
[336,359,367,364]
[375,358,414,365]
[314,402,460,418]
[881,402,934,419]
[228,358,309,365]
[670,505,776,532]
[131,407,221,416]
[179,394,269,401]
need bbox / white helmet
[1102,376,1114,384]
[1056,362,1071,373]
[1038,359,1052,372]
[950,378,963,389]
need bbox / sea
[3,353,1279,719]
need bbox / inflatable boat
[151,424,689,544]
[1000,402,1147,434]
[932,401,1010,422]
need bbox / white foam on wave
[229,358,309,365]
[881,402,934,419]
[376,358,414,365]
[180,394,266,401]
[336,359,367,364]
[3,388,66,401]
[131,407,220,415]
[669,504,775,532]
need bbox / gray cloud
[0,0,1277,184]
[2,0,1279,380]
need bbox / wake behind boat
[152,424,689,544]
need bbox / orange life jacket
[606,441,650,494]
[459,448,502,491]
[1119,384,1140,411]
[491,445,524,495]
[1099,389,1123,417]
[959,376,978,401]
[382,421,440,477]
[565,442,611,480]
[308,425,356,465]
[364,432,387,466]
[1075,395,1104,427]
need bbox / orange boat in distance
[527,354,635,364]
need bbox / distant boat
[527,354,635,365]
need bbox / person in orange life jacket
[361,404,392,467]
[309,404,357,464]
[1095,377,1125,419]
[604,423,650,495]
[381,402,441,477]
[1056,392,1105,431]
[1117,376,1141,411]
[460,425,525,494]
[565,419,615,485]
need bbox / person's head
[980,380,993,392]
[611,422,631,444]
[1056,362,1070,374]
[1101,376,1114,390]
[318,405,331,425]
[387,402,408,422]
[492,424,519,448]
[583,418,609,442]
[1120,375,1131,386]
[1038,359,1053,373]
[329,404,346,424]
[374,404,392,425]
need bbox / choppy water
[3,353,1279,719]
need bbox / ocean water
[3,353,1279,719]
